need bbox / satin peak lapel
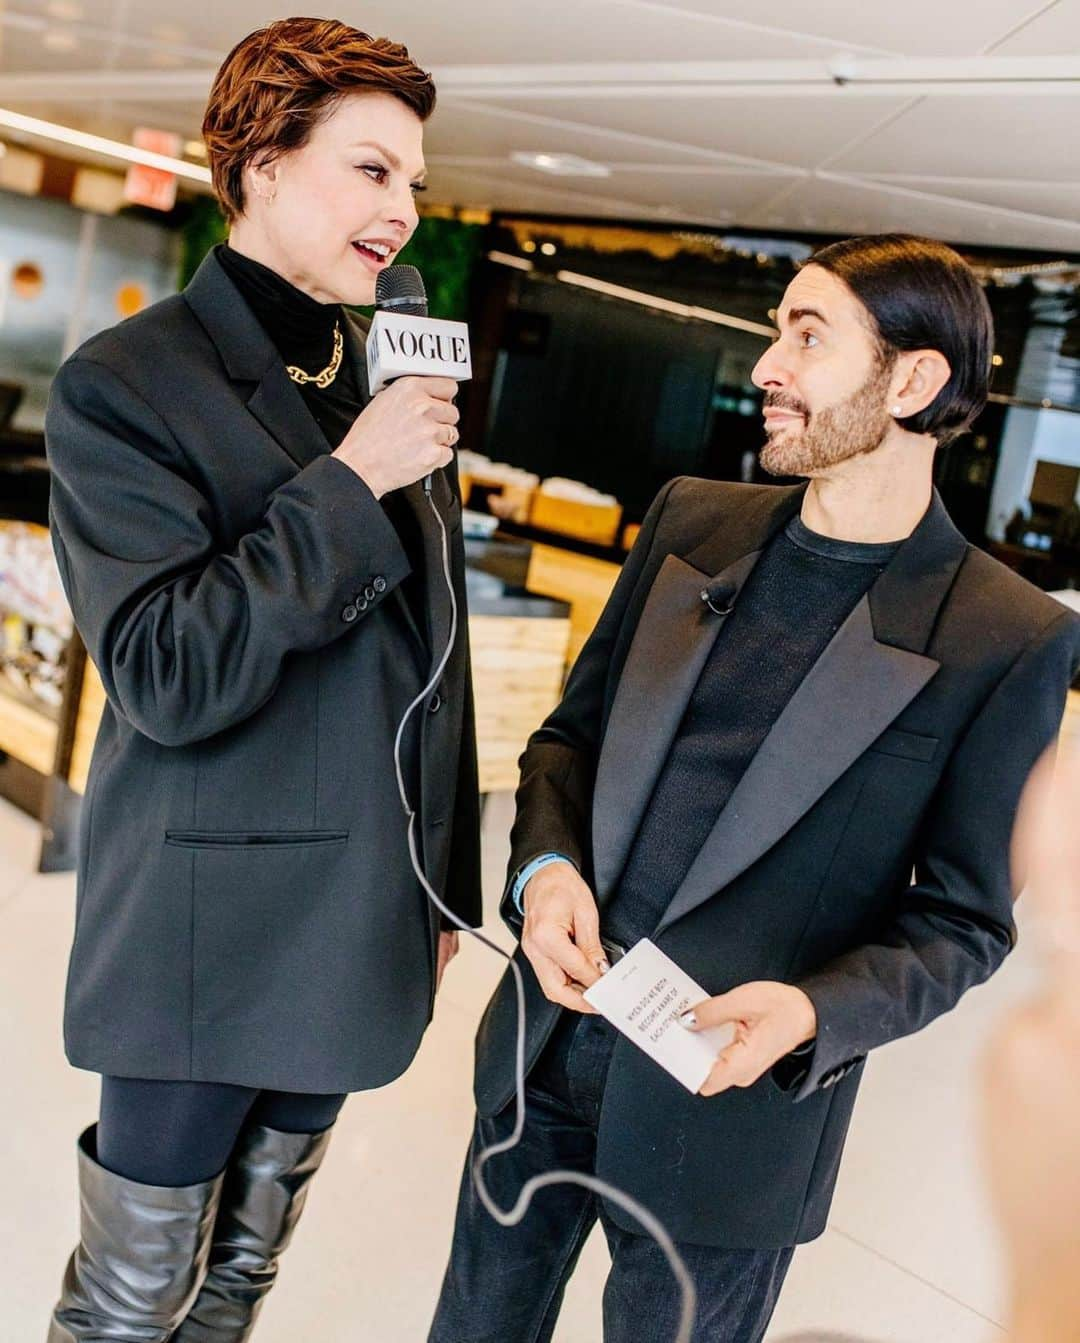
[655,594,939,935]
[591,549,759,902]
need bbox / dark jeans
[430,1012,793,1343]
[97,1076,347,1186]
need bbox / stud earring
[891,405,902,416]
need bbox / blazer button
[373,576,387,594]
[341,603,358,623]
[358,597,369,612]
[363,584,376,602]
[428,692,443,714]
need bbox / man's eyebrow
[349,140,428,179]
[785,306,830,327]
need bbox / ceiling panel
[463,92,914,170]
[3,0,834,67]
[642,0,1044,57]
[425,166,674,222]
[989,3,1080,57]
[425,99,744,166]
[425,157,793,224]
[830,94,1080,181]
[861,177,1080,223]
[741,174,1080,252]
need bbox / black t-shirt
[603,515,903,947]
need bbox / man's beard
[760,358,895,478]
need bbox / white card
[583,938,735,1093]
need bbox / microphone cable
[391,479,697,1343]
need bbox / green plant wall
[178,197,228,289]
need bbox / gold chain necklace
[286,322,343,389]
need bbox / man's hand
[680,981,818,1096]
[520,863,607,1013]
[436,930,459,994]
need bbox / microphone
[375,264,429,317]
[371,265,472,495]
[700,576,738,616]
[369,264,472,393]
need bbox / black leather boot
[171,1123,334,1341]
[48,1125,224,1342]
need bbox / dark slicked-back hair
[806,233,994,447]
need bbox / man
[430,235,1080,1343]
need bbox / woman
[45,18,480,1340]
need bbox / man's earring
[891,405,902,416]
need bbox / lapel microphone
[700,576,739,616]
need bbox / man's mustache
[763,392,809,417]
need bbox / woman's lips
[350,241,392,273]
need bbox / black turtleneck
[215,243,427,640]
[214,242,365,450]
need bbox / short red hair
[202,17,436,221]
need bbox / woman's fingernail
[679,1011,697,1029]
[597,958,612,975]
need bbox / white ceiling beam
[4,55,1079,107]
[436,56,1080,89]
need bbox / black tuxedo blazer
[45,249,481,1092]
[474,476,1079,1247]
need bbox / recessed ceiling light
[511,152,611,179]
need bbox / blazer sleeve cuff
[782,975,867,1102]
[296,454,412,630]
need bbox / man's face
[751,264,896,478]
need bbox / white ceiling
[1,0,1079,251]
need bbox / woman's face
[238,91,427,305]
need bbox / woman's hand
[334,376,459,498]
[436,930,459,994]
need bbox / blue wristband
[511,853,574,915]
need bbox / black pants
[97,1076,347,1186]
[430,1012,792,1343]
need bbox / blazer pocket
[165,829,348,849]
[868,728,939,763]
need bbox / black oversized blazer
[45,249,481,1093]
[474,476,1080,1248]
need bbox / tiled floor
[1,789,1028,1342]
